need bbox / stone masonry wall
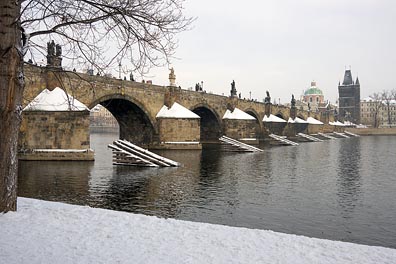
[222,119,257,139]
[19,111,91,150]
[157,118,200,143]
[346,127,396,135]
[306,124,323,134]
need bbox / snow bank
[263,114,287,123]
[23,87,89,111]
[1,198,395,264]
[156,102,200,119]
[306,117,324,125]
[223,108,255,120]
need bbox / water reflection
[337,138,362,216]
[97,149,205,218]
[18,161,93,205]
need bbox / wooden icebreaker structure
[108,140,180,167]
[219,136,263,152]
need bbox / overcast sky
[142,0,395,104]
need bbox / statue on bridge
[291,94,296,108]
[195,83,203,92]
[169,67,176,87]
[230,80,237,97]
[264,91,271,104]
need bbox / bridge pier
[18,110,94,161]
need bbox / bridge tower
[46,40,62,68]
[338,69,360,124]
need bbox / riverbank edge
[1,197,395,264]
[346,128,396,136]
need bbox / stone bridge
[23,64,334,148]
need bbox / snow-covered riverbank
[1,198,395,264]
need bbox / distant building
[360,97,396,127]
[360,97,380,127]
[299,81,331,113]
[381,100,396,127]
[90,105,118,127]
[338,69,360,124]
[303,81,324,106]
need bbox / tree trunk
[0,0,23,212]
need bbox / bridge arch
[244,108,261,123]
[244,108,263,138]
[89,94,158,146]
[191,104,222,143]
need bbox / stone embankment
[346,128,396,136]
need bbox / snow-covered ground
[1,198,395,264]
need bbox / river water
[18,133,396,248]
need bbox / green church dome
[304,81,323,95]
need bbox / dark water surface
[18,133,396,248]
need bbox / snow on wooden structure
[344,131,360,137]
[317,132,337,139]
[297,133,323,142]
[333,132,350,138]
[108,139,180,167]
[268,134,299,146]
[219,136,263,152]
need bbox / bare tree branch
[21,0,194,74]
